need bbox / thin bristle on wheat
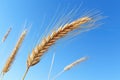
[22,17,91,80]
[2,27,12,43]
[64,56,88,71]
[2,29,27,74]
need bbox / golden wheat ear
[1,29,27,79]
[22,16,91,80]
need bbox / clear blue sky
[0,0,120,80]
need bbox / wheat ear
[2,27,12,43]
[64,56,88,71]
[22,17,91,80]
[1,29,27,75]
[53,56,88,80]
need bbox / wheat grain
[22,17,91,80]
[2,27,12,43]
[1,29,27,75]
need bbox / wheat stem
[52,70,64,80]
[48,53,55,80]
[22,67,30,80]
[0,73,4,80]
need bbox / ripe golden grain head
[27,17,91,67]
[2,29,27,74]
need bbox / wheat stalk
[2,27,12,43]
[1,29,27,77]
[53,56,88,80]
[22,17,91,80]
[48,53,55,80]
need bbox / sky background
[0,0,120,80]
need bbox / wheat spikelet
[22,17,91,80]
[2,27,12,43]
[1,29,27,75]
